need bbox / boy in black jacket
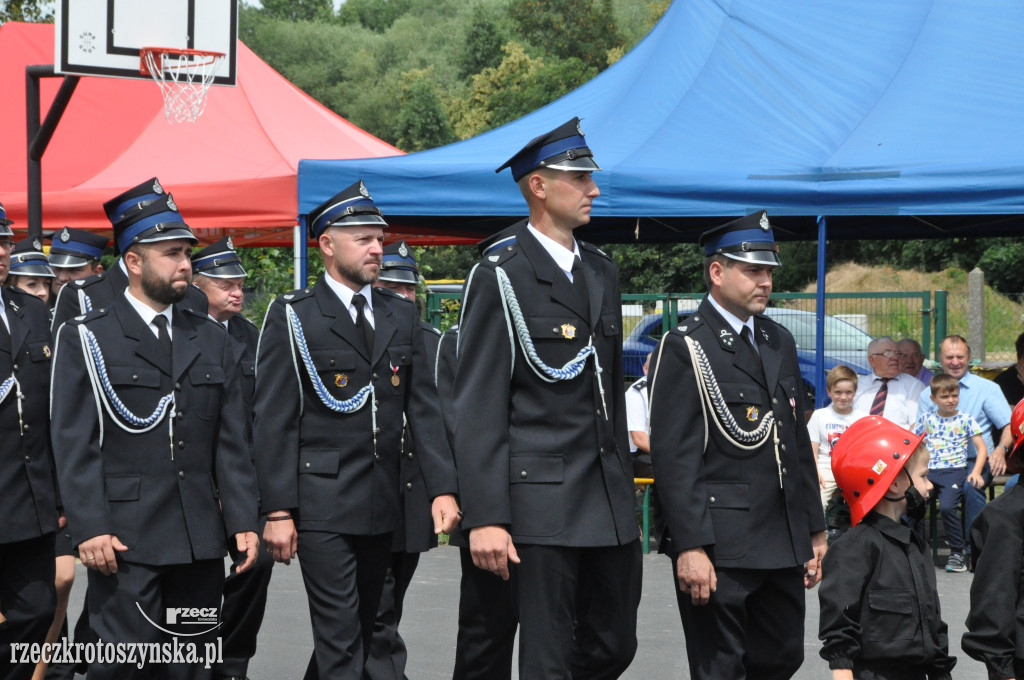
[963,399,1024,679]
[819,415,956,680]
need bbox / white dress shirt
[124,289,173,339]
[323,274,375,329]
[528,223,581,282]
[853,371,924,430]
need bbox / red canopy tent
[0,22,475,247]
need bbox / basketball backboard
[55,0,237,85]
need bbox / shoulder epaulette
[481,240,518,267]
[631,377,647,390]
[185,308,221,325]
[236,313,258,329]
[73,272,105,288]
[279,288,313,303]
[375,286,412,303]
[425,324,442,336]
[669,314,703,336]
[69,307,109,325]
[482,234,518,258]
[579,240,611,262]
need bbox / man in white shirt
[853,336,924,429]
[625,352,652,477]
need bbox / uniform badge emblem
[60,227,71,242]
[335,373,348,388]
[284,294,294,300]
[872,460,887,475]
[761,328,770,343]
[561,323,576,340]
[167,195,177,212]
[398,242,409,257]
[678,325,688,332]
[358,181,370,199]
[153,179,163,194]
[746,406,759,422]
[576,122,584,136]
[488,255,499,262]
[226,236,234,251]
[719,329,734,348]
[43,345,51,358]
[32,238,41,250]
[759,212,770,231]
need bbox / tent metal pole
[293,225,306,289]
[815,216,827,408]
[25,65,79,241]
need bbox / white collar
[707,293,756,339]
[123,289,172,337]
[323,273,373,313]
[527,223,580,280]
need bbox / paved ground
[63,545,988,679]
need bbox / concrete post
[969,267,985,360]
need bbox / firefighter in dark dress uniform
[453,118,642,679]
[648,212,827,680]
[191,237,272,680]
[0,202,59,680]
[255,181,459,680]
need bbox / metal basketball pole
[25,65,80,241]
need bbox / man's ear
[526,172,546,200]
[123,249,143,276]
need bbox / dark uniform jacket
[453,221,637,547]
[253,278,456,536]
[51,263,208,333]
[394,320,449,553]
[648,296,823,567]
[226,314,259,452]
[818,512,955,679]
[964,484,1024,680]
[1,288,59,544]
[50,295,257,565]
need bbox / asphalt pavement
[62,545,988,679]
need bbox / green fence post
[426,290,441,328]
[921,291,931,360]
[934,290,948,356]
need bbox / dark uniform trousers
[0,289,58,680]
[649,297,825,680]
[254,280,456,680]
[216,314,275,680]
[51,297,257,680]
[453,223,641,679]
[365,321,452,680]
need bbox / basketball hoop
[140,47,226,123]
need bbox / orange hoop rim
[139,47,226,76]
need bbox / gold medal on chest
[746,406,759,422]
[391,374,400,387]
[335,373,348,388]
[561,323,576,340]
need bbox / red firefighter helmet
[831,415,925,526]
[1007,398,1024,475]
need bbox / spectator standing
[853,336,924,429]
[898,337,934,386]
[625,352,652,477]
[993,331,1024,407]
[913,373,987,573]
[918,335,1012,541]
[807,365,867,511]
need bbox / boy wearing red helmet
[963,399,1024,678]
[818,416,956,680]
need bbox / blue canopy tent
[296,0,1024,401]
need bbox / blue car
[623,307,872,404]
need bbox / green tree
[0,0,54,22]
[458,4,506,78]
[417,245,480,281]
[338,0,414,32]
[603,243,704,294]
[394,69,457,151]
[258,0,333,22]
[508,0,620,69]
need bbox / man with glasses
[853,336,924,429]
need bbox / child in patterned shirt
[913,373,988,572]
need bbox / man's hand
[676,547,716,605]
[233,531,260,573]
[431,494,461,535]
[263,513,298,565]
[990,444,1008,476]
[469,525,519,581]
[78,534,129,575]
[805,531,827,589]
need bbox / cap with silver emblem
[112,193,196,255]
[9,237,55,278]
[306,180,387,239]
[698,210,781,266]
[47,227,110,268]
[496,116,601,182]
[191,236,248,279]
[0,200,13,235]
[379,240,419,285]
[102,177,165,223]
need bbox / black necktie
[353,294,374,356]
[152,314,172,358]
[741,325,758,356]
[571,256,590,324]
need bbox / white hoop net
[141,48,225,124]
